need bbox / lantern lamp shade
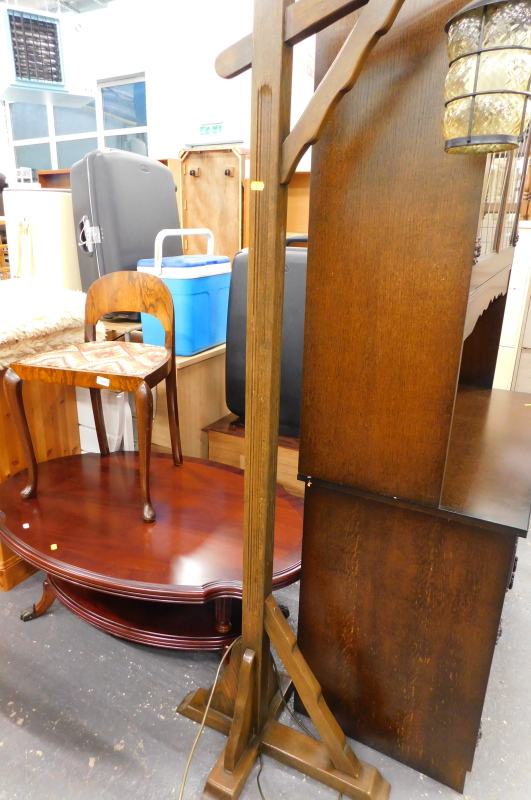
[444,0,531,153]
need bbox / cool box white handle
[154,228,215,276]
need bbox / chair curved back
[85,271,174,351]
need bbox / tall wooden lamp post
[179,0,406,797]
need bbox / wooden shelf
[37,169,71,189]
[204,412,299,452]
[441,386,531,536]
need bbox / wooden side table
[0,452,303,650]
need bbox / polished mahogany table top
[0,453,303,602]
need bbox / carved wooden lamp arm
[215,0,369,80]
[281,0,406,183]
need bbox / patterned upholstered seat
[18,341,169,379]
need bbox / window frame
[97,74,148,152]
[5,73,148,178]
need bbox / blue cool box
[137,255,231,356]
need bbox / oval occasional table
[0,452,303,650]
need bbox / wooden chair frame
[4,270,182,522]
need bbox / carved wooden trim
[281,0,407,184]
[215,0,369,79]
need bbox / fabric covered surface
[0,278,105,369]
[17,341,168,378]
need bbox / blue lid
[137,255,230,268]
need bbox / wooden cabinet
[179,147,249,263]
[37,169,71,189]
[0,371,80,590]
[296,0,528,793]
[179,146,310,262]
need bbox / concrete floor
[0,538,530,800]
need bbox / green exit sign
[200,123,223,137]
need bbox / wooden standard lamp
[178,1,407,797]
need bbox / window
[104,132,148,155]
[99,76,148,154]
[56,137,98,169]
[54,101,97,136]
[6,76,148,180]
[14,142,52,172]
[477,130,531,257]
[102,81,146,129]
[10,102,49,140]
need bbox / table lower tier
[48,576,242,650]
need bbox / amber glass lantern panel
[443,1,531,154]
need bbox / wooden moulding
[0,368,80,590]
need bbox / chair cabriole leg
[3,368,38,499]
[165,367,182,466]
[134,381,156,522]
[90,388,110,456]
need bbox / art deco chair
[4,270,181,522]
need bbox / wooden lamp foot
[20,577,56,621]
[179,597,390,800]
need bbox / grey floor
[0,538,530,800]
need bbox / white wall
[67,0,315,161]
[68,0,148,83]
[0,0,316,178]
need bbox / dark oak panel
[297,484,517,792]
[299,0,487,506]
[442,386,531,533]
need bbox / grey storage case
[70,149,182,292]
